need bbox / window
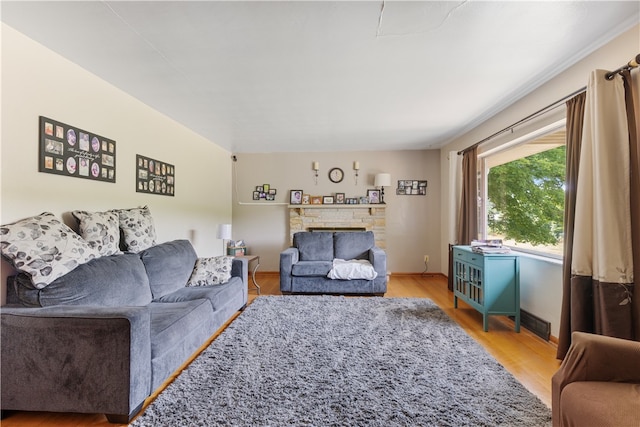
[479,121,566,258]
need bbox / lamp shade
[374,173,391,187]
[216,223,232,240]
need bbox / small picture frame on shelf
[290,190,303,205]
[367,189,381,204]
[253,191,260,200]
[335,193,345,204]
[323,196,334,204]
[311,196,322,205]
[302,194,310,204]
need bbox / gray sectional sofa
[280,231,387,295]
[1,239,248,423]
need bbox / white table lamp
[216,223,232,255]
[374,173,391,204]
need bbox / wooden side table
[235,255,261,294]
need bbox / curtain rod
[605,53,640,80]
[457,86,585,155]
[458,53,640,155]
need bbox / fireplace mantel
[288,204,385,215]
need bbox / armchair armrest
[552,331,640,426]
[1,305,151,420]
[369,246,387,279]
[280,247,299,292]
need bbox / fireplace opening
[307,227,367,232]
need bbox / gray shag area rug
[131,296,551,426]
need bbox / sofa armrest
[231,257,248,305]
[232,257,248,284]
[369,246,387,279]
[552,331,640,426]
[1,305,151,419]
[280,247,299,292]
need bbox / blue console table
[452,245,520,332]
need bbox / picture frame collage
[253,184,277,201]
[136,154,175,196]
[39,116,116,183]
[289,190,382,205]
[396,180,427,195]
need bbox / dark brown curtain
[449,147,478,291]
[623,69,640,338]
[557,70,640,359]
[556,93,586,359]
[456,146,478,245]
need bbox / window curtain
[557,69,639,359]
[456,146,478,246]
[449,147,478,291]
[556,92,586,358]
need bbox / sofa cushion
[0,212,98,289]
[292,260,333,277]
[334,231,375,260]
[11,253,152,307]
[116,206,156,253]
[140,239,197,299]
[294,232,334,261]
[148,299,215,390]
[187,256,232,286]
[156,276,244,310]
[72,210,121,256]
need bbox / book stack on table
[470,239,511,254]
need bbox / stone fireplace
[288,205,386,248]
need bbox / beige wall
[1,24,233,304]
[231,150,440,272]
[439,24,640,338]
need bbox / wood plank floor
[1,273,560,426]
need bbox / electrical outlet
[424,255,429,263]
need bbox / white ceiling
[2,1,638,153]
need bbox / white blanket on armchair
[327,258,378,280]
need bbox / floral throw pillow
[72,210,121,256]
[187,256,233,286]
[116,206,157,253]
[0,212,98,289]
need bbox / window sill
[509,248,563,266]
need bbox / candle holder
[353,161,360,185]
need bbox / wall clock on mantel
[328,167,344,183]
